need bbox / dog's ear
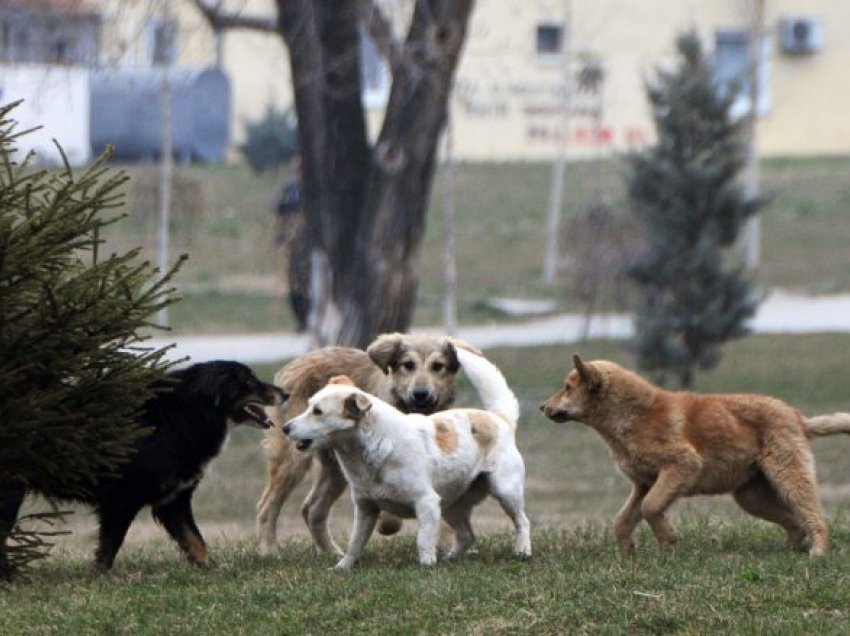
[573,354,601,392]
[450,338,483,357]
[343,392,372,420]
[367,333,404,373]
[441,340,461,373]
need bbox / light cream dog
[282,348,532,569]
[257,333,478,555]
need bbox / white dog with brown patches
[282,348,531,569]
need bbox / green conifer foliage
[0,103,185,579]
[626,32,765,388]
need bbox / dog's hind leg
[0,483,26,580]
[733,474,807,550]
[152,489,209,566]
[301,450,348,556]
[95,503,141,571]
[256,438,312,554]
[759,441,828,556]
[443,503,475,560]
[443,476,489,560]
[613,483,649,556]
[486,462,532,558]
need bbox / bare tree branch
[356,0,405,72]
[190,0,278,33]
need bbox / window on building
[714,29,771,117]
[360,26,389,108]
[52,37,70,63]
[536,23,564,57]
[151,17,178,66]
[0,10,99,65]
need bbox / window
[0,10,99,65]
[714,30,771,117]
[360,26,389,108]
[536,23,564,57]
[151,17,177,66]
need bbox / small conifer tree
[239,104,299,174]
[626,32,765,388]
[0,103,185,580]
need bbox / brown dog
[257,333,480,555]
[541,354,850,557]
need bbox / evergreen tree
[626,32,765,388]
[0,103,185,580]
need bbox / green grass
[6,334,850,632]
[7,157,849,629]
[101,156,850,334]
[4,525,850,634]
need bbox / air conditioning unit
[779,16,823,55]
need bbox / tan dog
[541,355,850,557]
[257,333,480,555]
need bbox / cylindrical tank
[90,67,230,163]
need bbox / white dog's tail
[456,347,520,426]
[805,412,850,437]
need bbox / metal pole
[542,0,572,283]
[157,5,174,327]
[743,0,765,270]
[442,113,458,335]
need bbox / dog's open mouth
[546,410,573,423]
[295,439,313,451]
[242,403,273,428]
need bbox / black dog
[0,361,284,571]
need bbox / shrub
[0,102,185,580]
[239,104,299,174]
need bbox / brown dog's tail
[805,412,850,437]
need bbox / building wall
[0,65,90,164]
[450,0,849,160]
[763,0,850,156]
[89,0,850,161]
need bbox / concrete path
[147,290,850,365]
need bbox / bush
[239,104,299,174]
[0,102,185,580]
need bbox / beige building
[207,0,848,159]
[451,0,849,160]
[11,1,847,161]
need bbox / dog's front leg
[414,492,442,566]
[336,499,379,570]
[641,464,698,550]
[613,483,648,556]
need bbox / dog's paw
[257,541,276,557]
[418,553,438,566]
[515,547,532,560]
[617,541,637,557]
[334,558,356,571]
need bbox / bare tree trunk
[279,0,473,347]
[194,0,473,347]
[277,1,368,346]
